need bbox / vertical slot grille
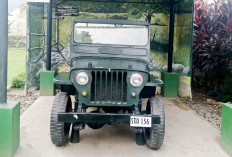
[91,70,127,103]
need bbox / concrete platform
[15,96,229,157]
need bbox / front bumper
[58,112,160,125]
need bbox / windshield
[74,23,148,46]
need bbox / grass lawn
[8,49,26,85]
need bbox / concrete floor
[15,96,229,157]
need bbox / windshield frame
[72,20,150,47]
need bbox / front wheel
[144,97,165,150]
[50,92,72,146]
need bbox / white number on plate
[130,116,152,127]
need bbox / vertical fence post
[167,0,175,73]
[0,1,20,156]
[161,0,179,98]
[46,0,52,71]
[0,0,8,104]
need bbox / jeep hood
[70,57,149,72]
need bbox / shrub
[130,9,140,15]
[11,72,25,88]
[193,0,232,91]
[108,15,128,20]
[217,75,232,102]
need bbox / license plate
[130,116,152,128]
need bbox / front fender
[145,74,163,87]
[140,74,163,98]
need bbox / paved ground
[15,96,229,157]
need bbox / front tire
[144,97,165,150]
[50,92,72,146]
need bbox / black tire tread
[50,92,71,146]
[145,97,165,150]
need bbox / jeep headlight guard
[130,73,144,87]
[76,71,89,85]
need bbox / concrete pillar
[221,103,232,156]
[161,72,178,98]
[40,71,55,96]
[0,102,20,157]
[0,0,8,104]
[0,1,20,156]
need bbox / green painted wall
[221,103,232,156]
[0,101,20,157]
[40,71,55,96]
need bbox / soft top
[73,18,150,26]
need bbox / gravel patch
[7,88,39,115]
[179,88,222,130]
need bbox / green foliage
[154,18,161,24]
[8,36,26,48]
[173,46,190,67]
[62,1,125,13]
[8,49,26,85]
[108,14,128,20]
[151,45,190,68]
[120,3,147,13]
[128,12,142,20]
[218,75,232,102]
[174,26,191,46]
[174,14,192,47]
[60,0,194,15]
[150,13,192,68]
[150,25,169,44]
[175,0,194,13]
[193,0,232,91]
[129,8,140,15]
[150,40,168,52]
[150,13,169,25]
[175,14,193,26]
[11,72,25,88]
[150,50,168,67]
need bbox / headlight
[130,73,144,87]
[76,71,89,85]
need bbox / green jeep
[50,19,165,150]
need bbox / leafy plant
[193,0,232,92]
[11,72,25,88]
[217,75,232,102]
